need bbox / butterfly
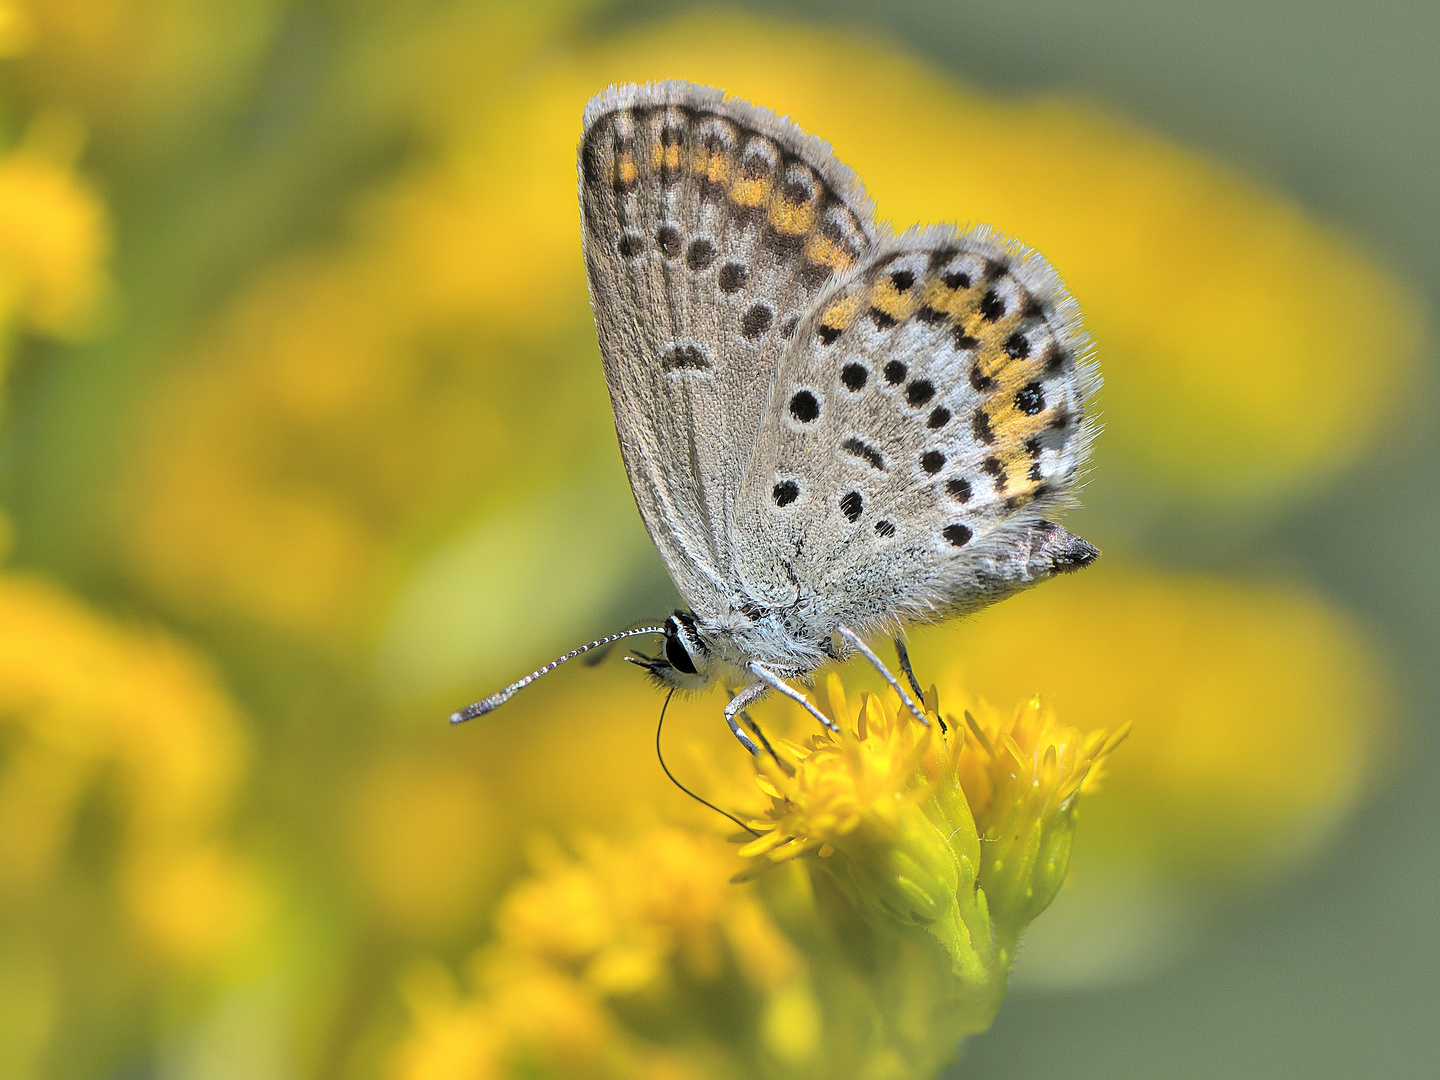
[453,80,1100,751]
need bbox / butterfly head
[627,609,716,691]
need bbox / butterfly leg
[747,663,841,734]
[722,681,768,755]
[837,626,929,728]
[721,684,793,771]
[892,636,946,733]
[892,636,925,701]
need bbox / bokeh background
[1,1,1436,1077]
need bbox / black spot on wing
[841,437,886,471]
[973,410,995,444]
[1015,382,1045,415]
[656,224,682,258]
[981,456,1006,491]
[719,262,748,293]
[686,237,717,271]
[580,141,601,185]
[789,390,820,423]
[741,303,773,338]
[662,344,710,371]
[906,379,935,407]
[943,524,973,547]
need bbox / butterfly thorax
[635,605,829,692]
[700,605,832,677]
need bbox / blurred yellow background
[1,2,1436,1078]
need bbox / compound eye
[664,632,698,675]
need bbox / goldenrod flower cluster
[393,679,1123,1080]
[743,679,1125,1060]
[395,827,815,1080]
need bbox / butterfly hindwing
[579,82,878,612]
[730,225,1100,632]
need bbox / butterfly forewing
[731,225,1100,630]
[579,82,878,613]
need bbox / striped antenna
[449,625,667,723]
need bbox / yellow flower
[910,564,1387,878]
[0,112,108,361]
[392,826,817,1080]
[0,572,262,964]
[903,561,1390,983]
[417,549,1387,961]
[957,697,1127,929]
[0,1,34,58]
[740,676,1123,989]
[389,676,1121,1080]
[395,957,642,1080]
